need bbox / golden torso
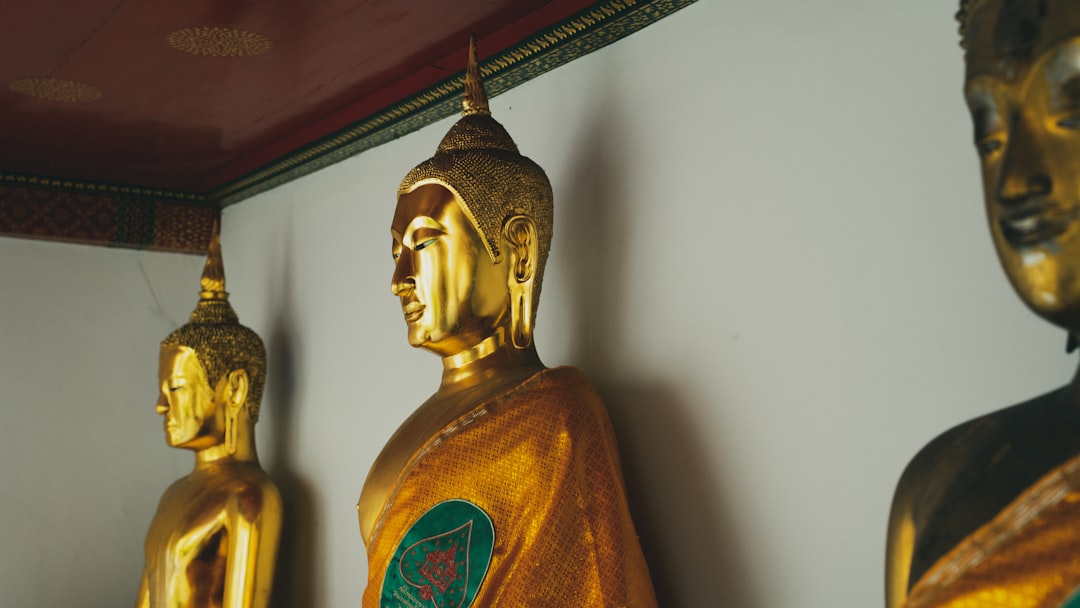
[357,332,543,545]
[886,377,1080,606]
[357,359,657,607]
[142,462,279,608]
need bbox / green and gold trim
[211,0,698,206]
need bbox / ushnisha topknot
[161,223,267,421]
[397,36,554,309]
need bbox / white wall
[3,1,1077,606]
[0,239,202,607]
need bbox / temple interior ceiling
[0,0,694,252]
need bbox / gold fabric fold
[362,367,657,607]
[904,451,1080,608]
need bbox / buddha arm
[222,485,282,608]
[885,491,915,608]
[135,569,149,608]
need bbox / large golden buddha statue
[357,40,657,607]
[136,228,282,608]
[886,2,1080,607]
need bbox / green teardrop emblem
[380,500,495,608]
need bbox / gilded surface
[137,227,281,608]
[363,368,655,606]
[167,28,272,58]
[904,452,1080,608]
[886,2,1080,606]
[359,39,656,606]
[8,77,102,103]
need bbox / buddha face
[156,345,221,448]
[391,183,508,357]
[965,0,1080,328]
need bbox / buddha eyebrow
[402,216,445,248]
[964,82,1002,138]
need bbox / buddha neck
[193,422,258,469]
[440,327,543,391]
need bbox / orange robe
[362,367,656,607]
[904,451,1080,608]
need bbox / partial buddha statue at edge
[137,225,282,608]
[357,38,658,607]
[886,2,1080,607]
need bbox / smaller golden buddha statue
[136,227,282,608]
[886,2,1080,607]
[357,39,657,607]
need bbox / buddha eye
[414,238,437,251]
[976,139,1002,157]
[168,385,183,392]
[1057,115,1080,129]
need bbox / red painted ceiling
[0,0,595,192]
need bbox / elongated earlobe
[222,369,249,455]
[504,215,538,349]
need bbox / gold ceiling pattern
[8,78,102,103]
[166,27,272,58]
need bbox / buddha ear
[503,215,538,349]
[223,369,249,412]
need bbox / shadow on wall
[559,81,760,607]
[264,227,319,608]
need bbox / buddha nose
[391,276,415,297]
[998,117,1053,205]
[155,394,168,415]
[391,251,415,296]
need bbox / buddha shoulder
[181,464,281,515]
[213,464,280,517]
[895,384,1076,513]
[895,389,1070,507]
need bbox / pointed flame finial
[199,221,228,300]
[462,34,490,117]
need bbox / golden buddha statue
[357,39,657,607]
[886,2,1080,607]
[136,227,282,608]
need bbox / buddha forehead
[159,344,209,384]
[392,183,476,240]
[966,0,1080,77]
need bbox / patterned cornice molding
[0,175,217,253]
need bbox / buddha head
[391,39,553,357]
[960,0,1080,332]
[157,227,266,452]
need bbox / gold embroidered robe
[904,451,1080,608]
[362,367,657,607]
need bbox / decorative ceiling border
[0,173,217,253]
[210,0,698,207]
[0,172,208,203]
[0,0,695,252]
